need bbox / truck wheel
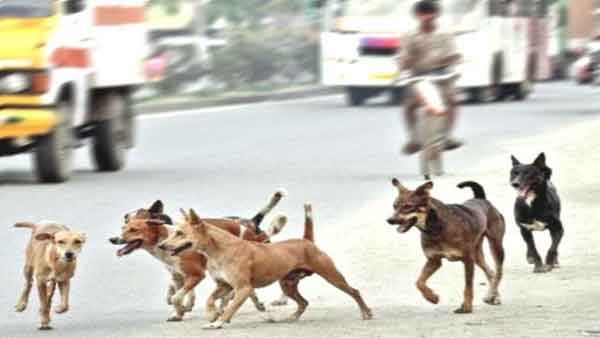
[346,87,367,106]
[34,101,74,183]
[513,80,531,101]
[92,92,130,172]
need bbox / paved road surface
[1,82,599,338]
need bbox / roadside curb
[133,86,342,115]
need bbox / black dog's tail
[457,181,487,199]
[250,188,287,231]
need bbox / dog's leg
[55,280,70,314]
[416,258,442,304]
[455,256,475,314]
[249,290,266,312]
[475,244,499,305]
[519,227,548,273]
[183,290,196,313]
[546,221,564,269]
[171,275,202,314]
[271,293,289,306]
[204,286,252,329]
[15,265,33,312]
[310,253,373,320]
[219,291,234,314]
[36,279,52,330]
[167,274,186,321]
[279,278,308,322]
[167,273,182,305]
[205,283,232,323]
[486,235,505,306]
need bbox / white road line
[138,95,341,120]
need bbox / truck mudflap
[0,109,59,138]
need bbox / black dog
[510,153,563,273]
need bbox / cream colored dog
[159,206,372,329]
[14,221,87,330]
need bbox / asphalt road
[1,82,599,338]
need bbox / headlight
[0,73,30,93]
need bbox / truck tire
[346,87,367,106]
[92,92,130,172]
[34,101,74,183]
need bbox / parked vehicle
[0,0,148,182]
[571,41,600,85]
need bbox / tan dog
[109,190,288,321]
[14,222,87,330]
[159,205,372,329]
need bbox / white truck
[0,0,148,182]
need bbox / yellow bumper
[0,109,59,138]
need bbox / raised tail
[14,222,37,232]
[457,181,487,199]
[303,203,314,242]
[265,214,288,238]
[250,188,287,230]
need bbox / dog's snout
[387,218,397,225]
[158,244,167,251]
[65,252,74,259]
[511,182,520,189]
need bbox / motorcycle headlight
[0,73,30,93]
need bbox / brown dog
[109,190,287,321]
[387,180,505,313]
[159,205,372,329]
[14,222,87,330]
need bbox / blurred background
[136,0,600,104]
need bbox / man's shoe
[402,142,422,155]
[444,138,463,151]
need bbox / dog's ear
[35,232,54,242]
[511,155,521,167]
[415,181,434,196]
[179,208,189,222]
[188,209,202,225]
[77,232,87,244]
[391,178,410,195]
[533,152,546,168]
[146,219,165,227]
[149,200,164,214]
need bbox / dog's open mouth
[516,185,531,199]
[397,217,417,233]
[117,239,143,257]
[162,242,193,256]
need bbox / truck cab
[0,0,148,182]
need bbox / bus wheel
[513,80,532,101]
[34,100,74,183]
[92,92,130,172]
[346,87,367,106]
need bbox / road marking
[138,95,341,121]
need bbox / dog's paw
[204,308,221,323]
[526,255,537,265]
[424,293,440,305]
[38,324,53,331]
[254,302,266,312]
[202,320,224,330]
[453,304,472,314]
[483,294,501,306]
[183,303,194,313]
[54,305,69,314]
[166,311,183,322]
[14,302,27,312]
[361,308,374,320]
[533,264,552,273]
[271,297,288,306]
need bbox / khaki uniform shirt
[404,30,458,74]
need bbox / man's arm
[434,33,461,69]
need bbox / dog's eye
[175,231,184,237]
[57,240,66,245]
[73,240,82,245]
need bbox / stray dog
[159,205,372,329]
[511,153,563,273]
[109,190,288,321]
[387,180,505,313]
[14,222,87,330]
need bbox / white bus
[318,0,549,106]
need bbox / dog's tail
[303,203,314,242]
[251,188,287,230]
[14,222,37,232]
[457,181,487,199]
[265,214,288,238]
